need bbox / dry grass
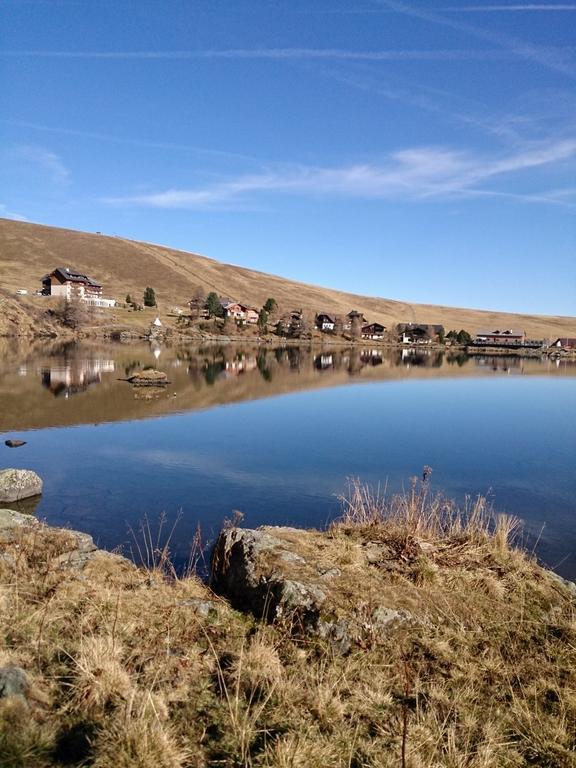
[2,218,575,339]
[0,488,575,767]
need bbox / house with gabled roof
[550,337,576,350]
[42,267,102,299]
[362,322,386,340]
[316,313,336,332]
[397,323,444,344]
[41,267,115,307]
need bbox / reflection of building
[360,350,383,366]
[474,356,522,373]
[314,354,334,370]
[223,355,258,376]
[400,349,443,367]
[41,358,115,397]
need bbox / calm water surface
[1,340,575,578]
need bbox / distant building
[397,323,444,344]
[316,313,336,332]
[343,310,366,331]
[220,299,259,324]
[42,267,102,300]
[41,267,115,308]
[474,329,525,345]
[550,337,576,350]
[362,322,386,340]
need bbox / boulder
[0,507,101,571]
[211,526,411,654]
[0,469,43,503]
[0,665,29,700]
[0,507,38,532]
[127,369,169,386]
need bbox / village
[28,265,576,354]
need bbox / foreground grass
[1,485,575,767]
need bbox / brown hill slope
[1,218,574,338]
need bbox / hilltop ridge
[1,218,574,339]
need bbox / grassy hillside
[1,218,574,339]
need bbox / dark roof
[317,313,336,323]
[398,323,444,335]
[362,323,385,332]
[552,337,576,346]
[476,329,524,337]
[48,267,102,288]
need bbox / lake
[1,339,575,579]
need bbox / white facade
[83,297,116,308]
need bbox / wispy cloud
[15,145,70,184]
[104,139,576,210]
[0,47,524,62]
[443,4,576,11]
[0,204,27,221]
[0,119,258,164]
[376,0,576,78]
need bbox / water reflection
[0,339,575,580]
[41,356,115,398]
[0,340,574,433]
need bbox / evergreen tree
[258,308,269,331]
[263,297,277,314]
[125,293,132,305]
[143,287,156,307]
[206,292,224,318]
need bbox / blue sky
[1,0,575,315]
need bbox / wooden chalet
[362,322,386,340]
[316,313,336,332]
[220,299,259,324]
[398,323,444,344]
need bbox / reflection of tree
[347,349,362,375]
[287,348,301,370]
[203,359,226,385]
[447,352,469,367]
[257,350,272,382]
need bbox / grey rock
[0,665,29,699]
[274,580,326,616]
[317,619,352,655]
[318,567,342,580]
[212,528,325,623]
[0,508,37,530]
[178,598,219,617]
[549,571,576,598]
[5,439,26,448]
[0,469,43,503]
[371,606,410,630]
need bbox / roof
[317,313,336,322]
[476,329,524,337]
[552,338,576,345]
[398,323,444,334]
[363,323,385,332]
[48,267,102,288]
